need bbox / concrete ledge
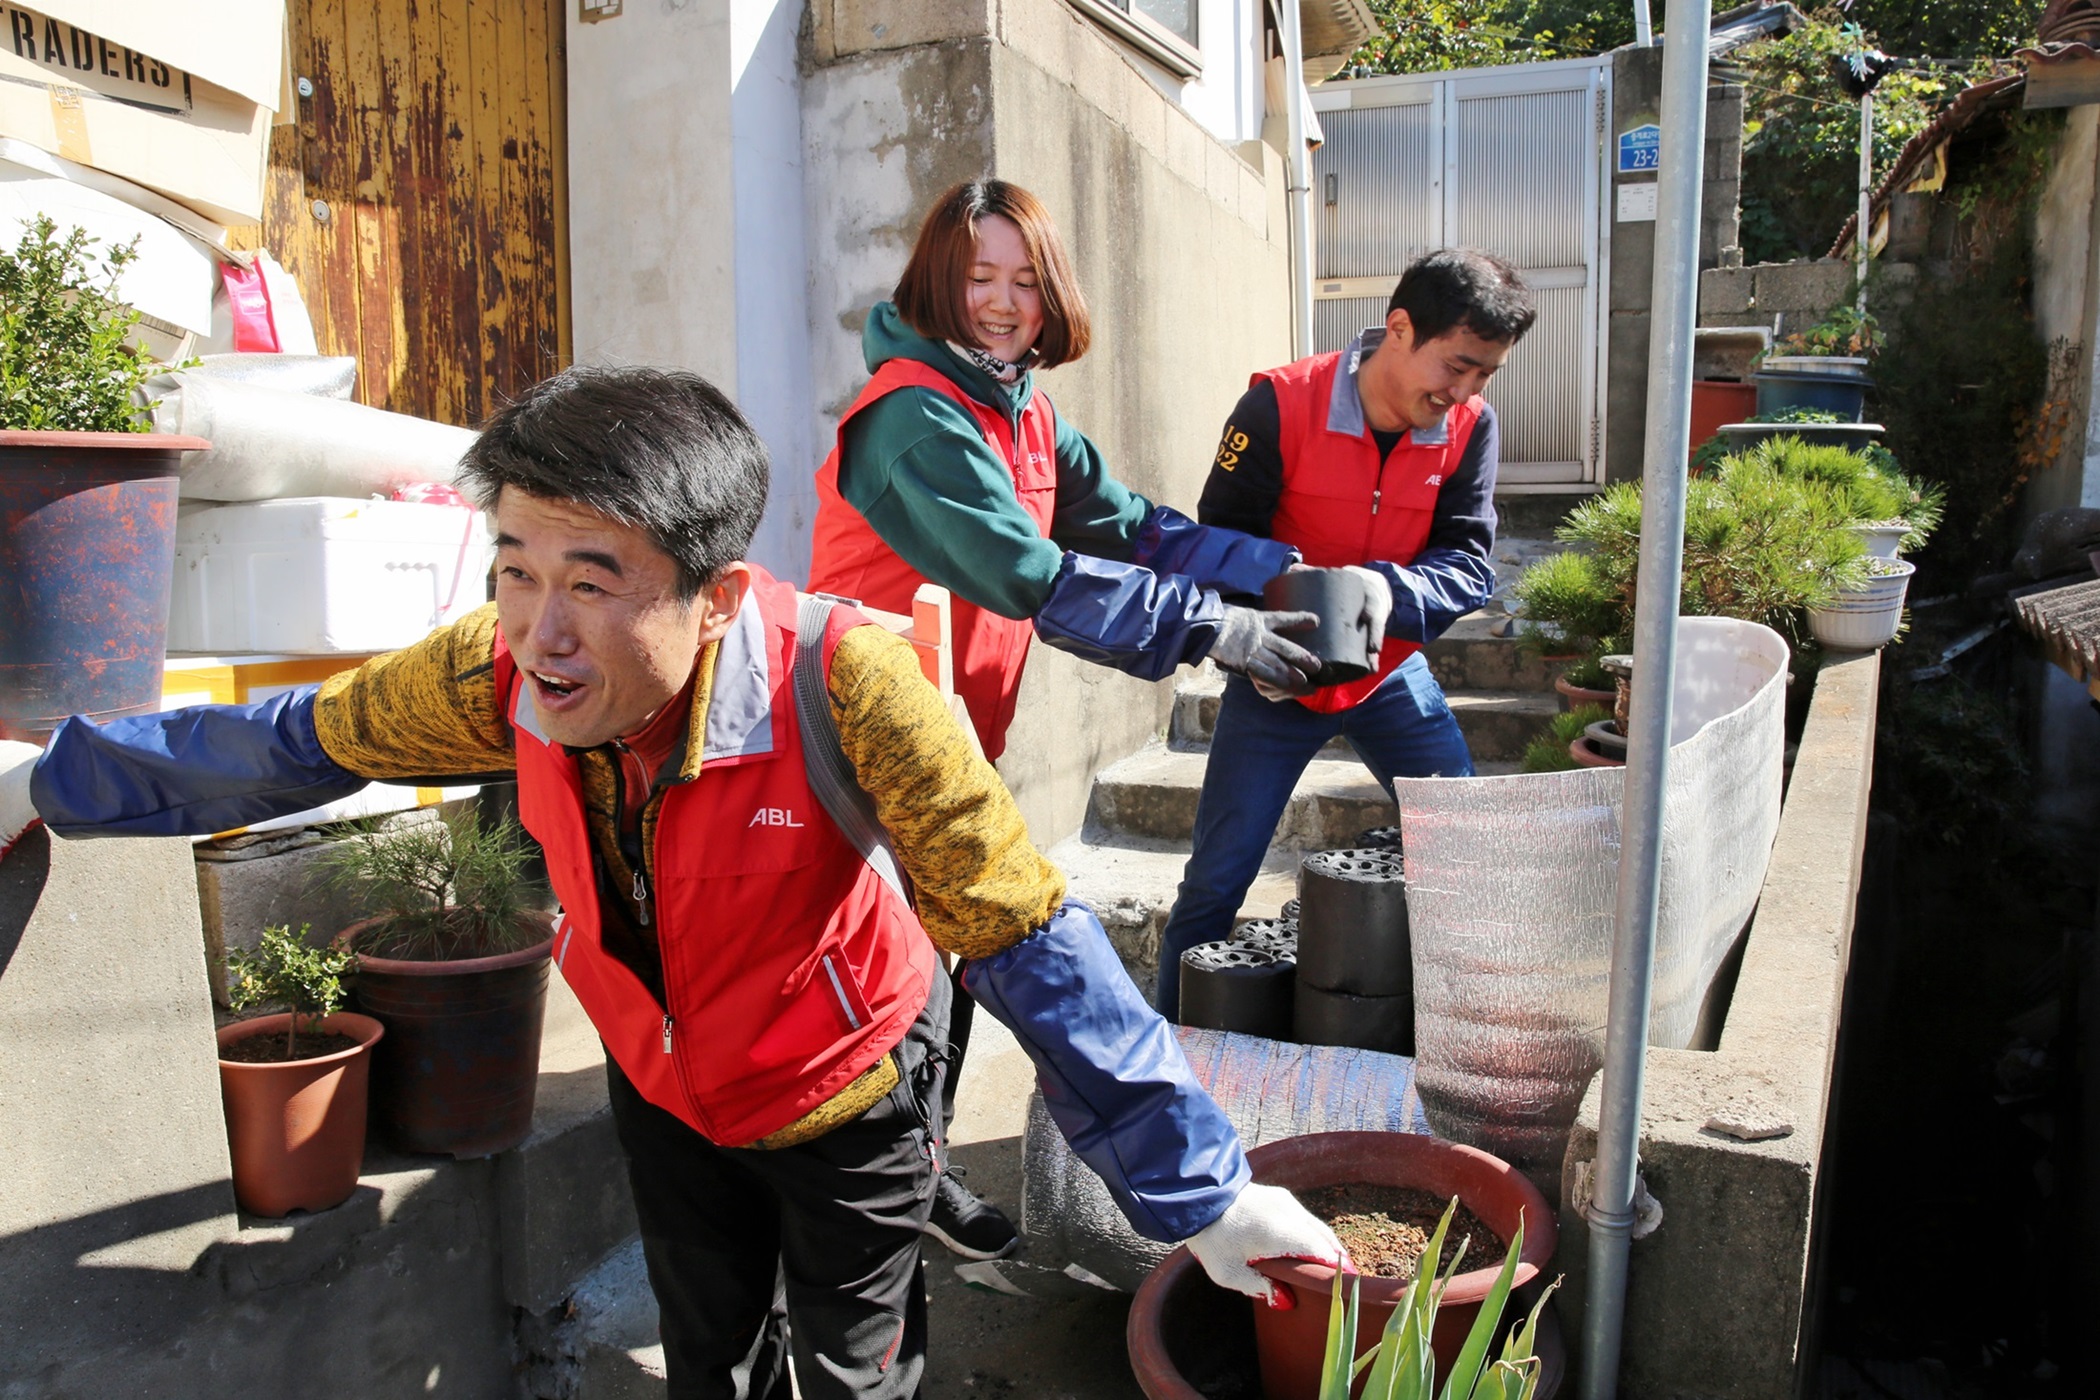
[1557,648,1882,1399]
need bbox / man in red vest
[0,367,1342,1400]
[1155,249,1537,1019]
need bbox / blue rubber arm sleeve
[1030,553,1228,681]
[31,686,370,838]
[962,902,1251,1241]
[1129,505,1299,601]
[1365,547,1500,646]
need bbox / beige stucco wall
[803,0,1291,843]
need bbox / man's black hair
[458,365,769,601]
[1387,248,1537,346]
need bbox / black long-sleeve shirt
[1195,377,1500,644]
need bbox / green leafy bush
[320,810,544,960]
[0,215,157,432]
[1771,305,1879,360]
[1317,1197,1558,1400]
[1521,703,1610,773]
[225,925,357,1060]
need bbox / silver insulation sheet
[1395,617,1791,1181]
[1019,1026,1431,1291]
[151,375,476,501]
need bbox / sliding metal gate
[1309,57,1610,490]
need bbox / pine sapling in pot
[223,924,357,1062]
[319,807,557,1157]
[321,808,544,960]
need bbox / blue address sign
[1618,124,1661,173]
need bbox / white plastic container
[170,497,492,654]
[1807,559,1915,651]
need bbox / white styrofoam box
[170,497,493,654]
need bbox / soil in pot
[220,1030,364,1063]
[1300,1184,1505,1283]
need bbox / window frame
[1069,0,1204,79]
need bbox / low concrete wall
[1696,257,1919,341]
[2,832,636,1397]
[802,0,1290,842]
[1556,648,1882,1398]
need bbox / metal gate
[1309,57,1610,490]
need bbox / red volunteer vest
[808,359,1059,760]
[502,568,936,1146]
[1259,352,1483,713]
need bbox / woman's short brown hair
[892,180,1092,368]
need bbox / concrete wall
[1605,45,1746,484]
[565,0,820,580]
[1556,649,1882,1398]
[802,0,1291,841]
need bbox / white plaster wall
[564,0,738,390]
[732,0,819,579]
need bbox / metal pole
[1631,0,1654,48]
[1856,90,1872,316]
[1578,0,1710,1396]
[1278,0,1315,358]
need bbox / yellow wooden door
[235,0,570,428]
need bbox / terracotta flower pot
[216,1011,384,1217]
[1244,1132,1556,1400]
[1552,673,1615,714]
[1567,735,1624,768]
[345,914,555,1158]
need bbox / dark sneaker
[926,1169,1019,1260]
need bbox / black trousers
[605,973,951,1400]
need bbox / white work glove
[1,739,45,858]
[1343,565,1394,646]
[1184,1182,1350,1306]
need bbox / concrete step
[1424,614,1569,694]
[1085,747,1398,849]
[1169,673,1560,763]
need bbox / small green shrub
[1750,407,1845,425]
[0,215,157,432]
[320,810,543,960]
[1521,704,1609,774]
[1771,304,1880,360]
[225,925,357,1060]
[1317,1196,1558,1400]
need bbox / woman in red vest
[808,180,1322,1255]
[808,179,1320,759]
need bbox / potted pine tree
[321,808,554,1157]
[217,925,383,1217]
[0,216,207,739]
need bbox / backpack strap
[793,594,910,905]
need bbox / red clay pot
[1567,736,1625,768]
[1244,1133,1555,1400]
[345,915,554,1158]
[216,1011,383,1217]
[1552,673,1616,714]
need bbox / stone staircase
[1050,613,1564,994]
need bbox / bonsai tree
[1723,436,1943,553]
[319,808,544,960]
[224,924,357,1061]
[1513,451,1870,662]
[0,215,158,432]
[1317,1197,1558,1400]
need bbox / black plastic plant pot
[1354,825,1403,851]
[1583,719,1629,760]
[1293,981,1413,1055]
[1262,568,1376,685]
[1179,942,1295,1039]
[1296,847,1410,998]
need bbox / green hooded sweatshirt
[832,302,1154,621]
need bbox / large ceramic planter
[1808,559,1915,651]
[1552,673,1615,714]
[1715,421,1885,453]
[1128,1132,1557,1400]
[217,1011,384,1217]
[0,431,209,740]
[1250,1133,1554,1399]
[346,914,555,1158]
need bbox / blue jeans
[1153,653,1472,1019]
